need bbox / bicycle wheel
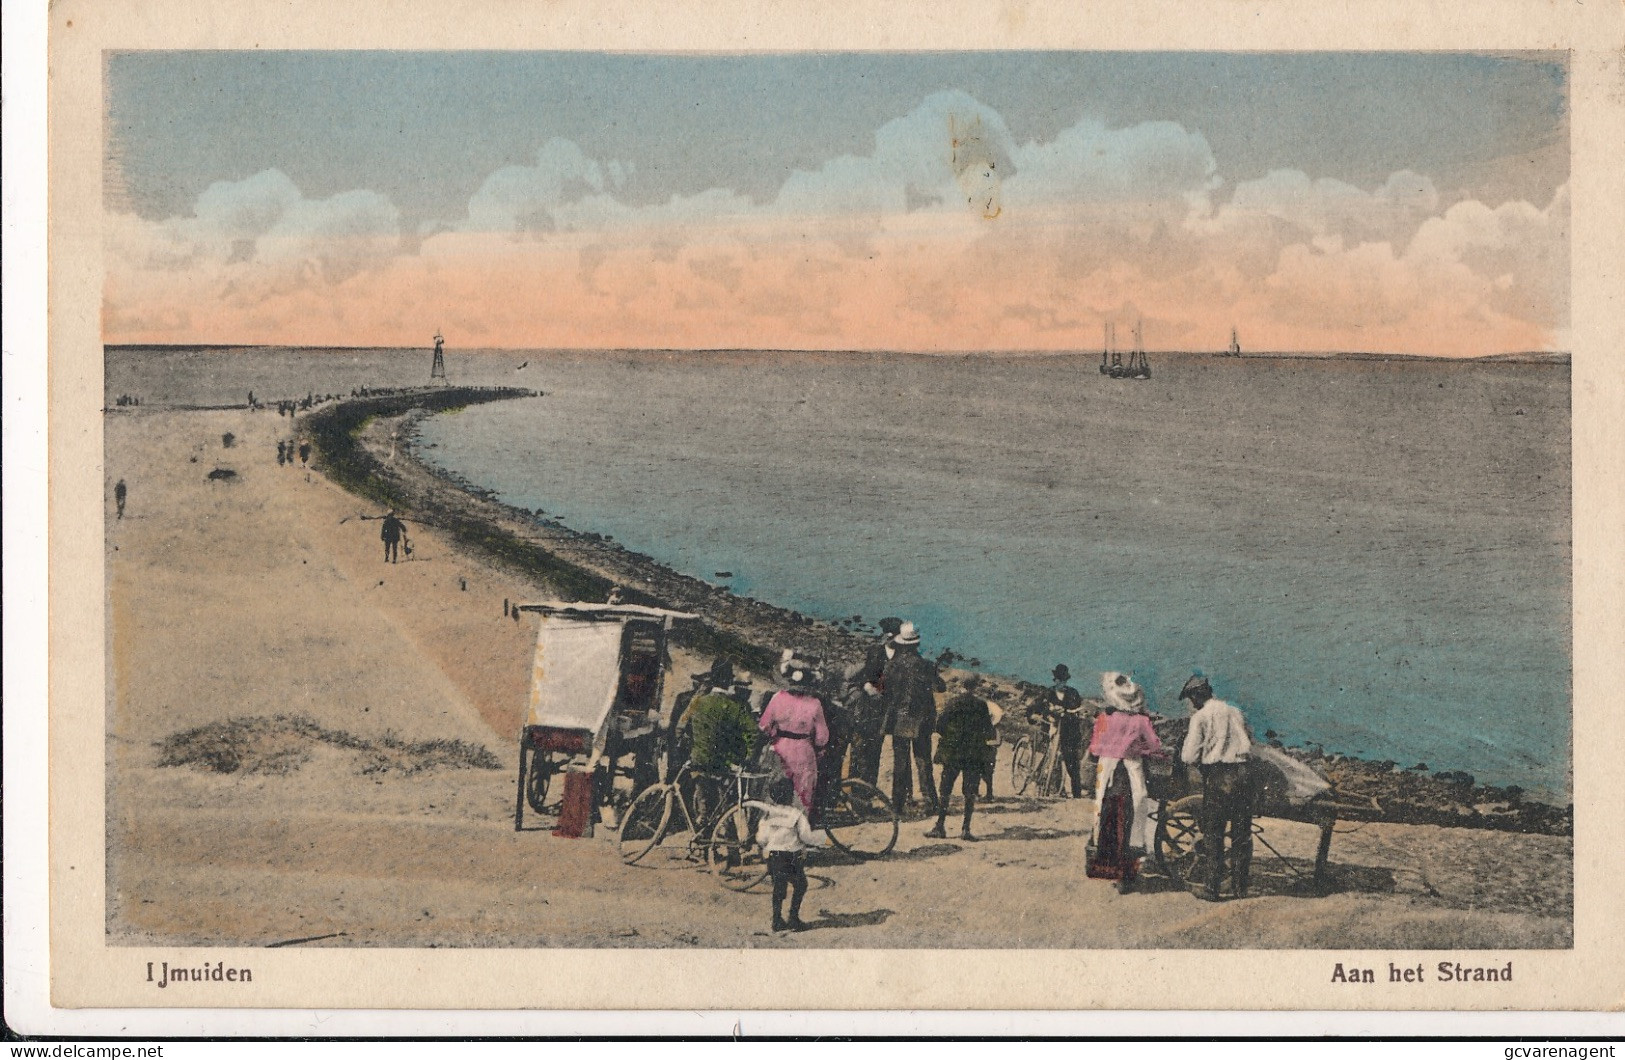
[617,784,673,865]
[525,753,557,815]
[824,778,900,859]
[1010,736,1036,795]
[1039,747,1063,798]
[709,805,770,891]
[1153,794,1206,885]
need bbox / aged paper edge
[30,0,1625,1023]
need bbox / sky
[103,51,1570,355]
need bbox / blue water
[407,349,1572,799]
[104,345,1571,797]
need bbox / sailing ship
[1223,327,1242,357]
[1100,320,1150,379]
[1129,319,1150,380]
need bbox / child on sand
[745,778,824,933]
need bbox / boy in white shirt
[746,778,824,932]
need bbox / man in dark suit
[926,675,998,840]
[1027,664,1088,798]
[844,617,900,785]
[881,621,944,814]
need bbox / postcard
[32,0,1625,1022]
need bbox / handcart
[1150,744,1373,894]
[512,602,697,831]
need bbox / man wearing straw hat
[881,621,945,815]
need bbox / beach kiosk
[512,602,698,832]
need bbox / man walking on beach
[380,511,406,564]
[881,621,944,814]
[1178,674,1255,901]
[845,617,901,785]
[114,478,128,520]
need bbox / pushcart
[1150,744,1372,894]
[512,602,697,831]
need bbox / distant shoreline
[107,343,1571,365]
[300,384,1571,836]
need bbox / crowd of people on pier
[636,617,1257,907]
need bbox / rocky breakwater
[305,386,876,679]
[307,387,1572,837]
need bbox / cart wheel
[617,784,673,865]
[710,806,770,891]
[1011,736,1036,795]
[525,753,559,815]
[1154,793,1206,885]
[824,778,900,859]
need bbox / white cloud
[465,138,607,235]
[103,99,1568,355]
[1192,168,1444,278]
[771,90,1012,220]
[109,169,400,295]
[1006,118,1219,209]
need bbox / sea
[107,345,1574,799]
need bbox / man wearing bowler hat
[1178,674,1255,901]
[1027,663,1088,798]
[845,617,902,785]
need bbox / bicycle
[618,764,901,890]
[1010,719,1066,797]
[617,762,772,889]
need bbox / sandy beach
[103,401,1572,950]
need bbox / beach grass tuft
[156,714,503,777]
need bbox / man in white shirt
[1178,675,1255,901]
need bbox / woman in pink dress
[1086,672,1164,891]
[758,651,831,815]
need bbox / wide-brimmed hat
[1178,674,1213,702]
[1052,664,1071,682]
[893,621,921,646]
[1102,671,1147,713]
[777,649,821,688]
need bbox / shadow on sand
[888,842,965,861]
[990,824,1090,842]
[803,908,895,930]
[1131,856,1397,899]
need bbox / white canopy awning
[524,616,626,754]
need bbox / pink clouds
[103,94,1568,356]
